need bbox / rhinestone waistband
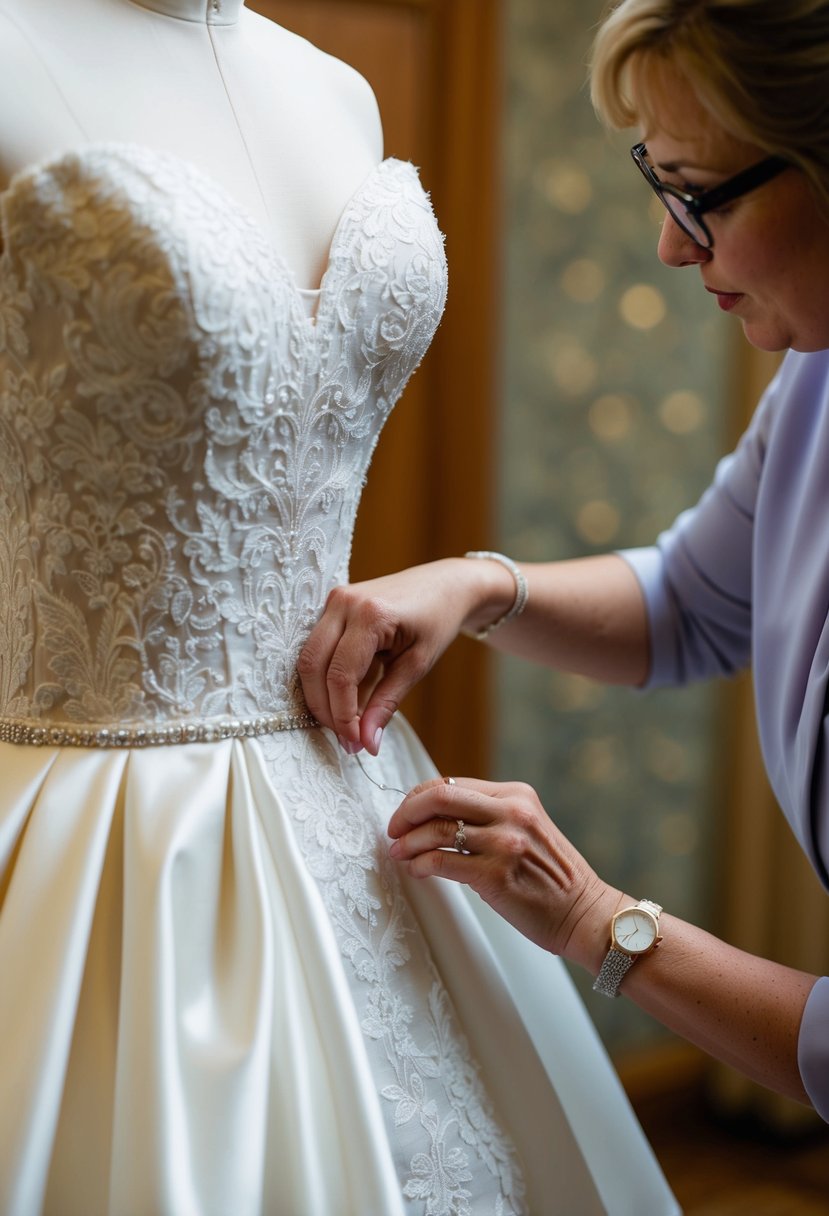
[0,710,318,749]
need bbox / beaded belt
[0,710,318,749]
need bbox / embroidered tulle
[0,144,528,1214]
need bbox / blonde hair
[590,0,829,210]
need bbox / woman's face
[640,70,829,352]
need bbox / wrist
[564,884,628,974]
[460,551,527,639]
[432,557,507,632]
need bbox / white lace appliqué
[0,144,445,727]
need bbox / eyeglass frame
[631,141,790,248]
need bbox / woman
[299,0,829,1122]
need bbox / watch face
[612,907,658,955]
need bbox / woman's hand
[387,776,619,968]
[298,558,497,755]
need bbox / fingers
[297,602,353,739]
[387,776,552,881]
[387,778,514,881]
[358,647,433,754]
[298,564,464,755]
[402,841,474,882]
[389,810,474,858]
[299,583,442,755]
[356,656,385,716]
[297,587,398,747]
[386,775,524,837]
[386,777,600,957]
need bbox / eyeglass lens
[658,192,710,247]
[633,145,712,247]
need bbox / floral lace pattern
[261,726,525,1216]
[0,144,527,1213]
[0,144,445,726]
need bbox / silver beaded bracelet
[462,550,529,640]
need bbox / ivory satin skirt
[0,717,679,1216]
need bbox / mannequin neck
[130,0,244,24]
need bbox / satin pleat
[0,740,406,1216]
[0,748,127,1215]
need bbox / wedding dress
[0,141,678,1215]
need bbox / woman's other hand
[387,775,619,969]
[298,558,511,755]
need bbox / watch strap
[592,947,636,999]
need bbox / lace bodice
[0,144,447,729]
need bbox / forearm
[300,551,652,748]
[570,889,816,1105]
[464,553,650,686]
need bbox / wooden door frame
[398,0,504,774]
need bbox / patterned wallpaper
[497,0,733,1054]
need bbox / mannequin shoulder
[0,8,34,113]
[0,6,82,186]
[241,9,383,157]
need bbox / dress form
[0,0,382,287]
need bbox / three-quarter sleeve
[799,978,829,1122]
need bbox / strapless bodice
[0,144,447,731]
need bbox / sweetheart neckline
[0,141,409,320]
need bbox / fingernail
[373,727,384,753]
[388,840,400,857]
[338,735,361,755]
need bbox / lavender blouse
[621,348,829,1122]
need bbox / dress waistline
[0,710,318,749]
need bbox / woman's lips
[706,287,744,312]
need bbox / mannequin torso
[0,0,383,287]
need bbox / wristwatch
[592,898,663,998]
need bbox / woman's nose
[657,212,712,268]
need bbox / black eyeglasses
[631,142,789,249]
